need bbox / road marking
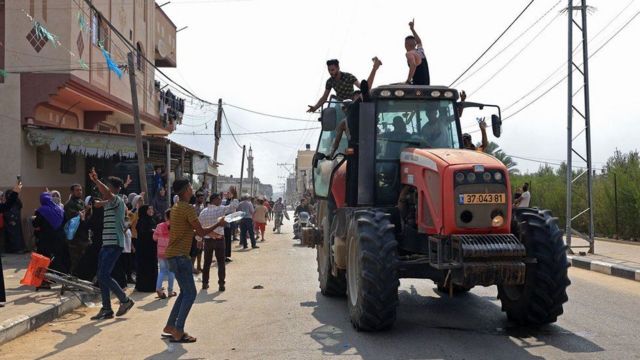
[590,261,612,275]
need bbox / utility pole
[239,145,246,195]
[214,98,222,162]
[565,0,594,254]
[127,52,149,202]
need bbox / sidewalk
[567,237,640,282]
[0,253,97,346]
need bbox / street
[1,220,639,360]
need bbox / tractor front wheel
[346,210,399,331]
[498,208,570,325]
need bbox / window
[312,101,348,198]
[36,146,45,169]
[91,11,108,48]
[60,150,77,174]
[42,0,47,22]
[136,43,143,71]
[376,99,460,161]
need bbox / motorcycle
[293,211,311,240]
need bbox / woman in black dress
[32,192,70,275]
[135,205,157,292]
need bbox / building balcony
[155,5,177,68]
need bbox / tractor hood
[403,148,505,169]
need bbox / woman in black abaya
[135,205,157,292]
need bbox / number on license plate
[458,193,505,205]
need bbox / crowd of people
[0,169,304,342]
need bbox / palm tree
[482,141,519,174]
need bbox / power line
[449,0,536,87]
[172,127,321,136]
[464,6,640,135]
[456,0,563,86]
[221,108,243,149]
[223,103,317,122]
[468,11,562,97]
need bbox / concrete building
[0,1,185,237]
[216,175,273,199]
[295,144,315,197]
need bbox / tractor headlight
[494,172,503,182]
[492,215,505,227]
[394,90,405,97]
[431,90,441,97]
[467,172,476,183]
[483,172,492,182]
[380,90,392,97]
[444,91,454,98]
[455,172,465,184]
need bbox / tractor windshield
[376,99,460,160]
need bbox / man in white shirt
[515,183,531,208]
[197,193,239,291]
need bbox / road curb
[567,255,640,282]
[0,293,95,346]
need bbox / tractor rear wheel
[346,210,399,331]
[498,208,570,325]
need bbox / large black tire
[498,208,571,325]
[346,210,399,331]
[317,215,347,296]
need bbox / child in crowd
[153,209,175,299]
[253,199,268,242]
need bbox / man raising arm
[405,19,430,85]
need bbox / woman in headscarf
[74,196,103,282]
[32,192,70,275]
[129,194,143,278]
[135,204,157,292]
[50,190,64,210]
[151,187,169,224]
[127,193,138,211]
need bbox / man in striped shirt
[88,169,135,321]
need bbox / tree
[482,141,519,174]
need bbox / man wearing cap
[197,192,239,291]
[162,179,226,343]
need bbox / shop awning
[26,127,137,158]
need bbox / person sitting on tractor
[405,19,430,85]
[308,57,383,113]
[462,118,489,152]
[380,116,411,159]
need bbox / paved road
[1,220,640,359]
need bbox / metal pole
[166,140,171,208]
[580,0,595,254]
[127,52,149,203]
[214,98,222,162]
[614,172,619,239]
[565,0,574,251]
[239,145,246,195]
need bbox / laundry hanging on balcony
[26,127,137,159]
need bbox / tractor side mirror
[491,114,502,138]
[312,152,325,168]
[320,107,338,131]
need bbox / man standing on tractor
[405,19,430,85]
[307,58,382,113]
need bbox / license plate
[459,193,506,205]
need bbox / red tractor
[305,85,570,331]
